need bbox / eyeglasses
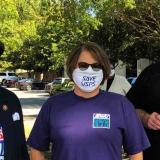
[78,62,103,71]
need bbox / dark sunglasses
[78,62,103,71]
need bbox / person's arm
[122,98,150,157]
[30,148,45,160]
[136,109,160,130]
[130,152,143,160]
[27,100,51,158]
[13,93,30,159]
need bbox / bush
[50,81,74,96]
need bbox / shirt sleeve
[122,97,150,155]
[27,100,51,151]
[11,92,30,160]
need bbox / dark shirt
[126,62,160,160]
[28,91,150,160]
[0,87,29,160]
[127,62,160,113]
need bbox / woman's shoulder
[101,90,124,99]
[101,91,132,107]
[0,86,18,99]
[46,91,73,103]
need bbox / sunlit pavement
[6,87,49,138]
[7,87,49,116]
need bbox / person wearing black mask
[0,41,29,160]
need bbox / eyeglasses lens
[78,62,102,71]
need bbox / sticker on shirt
[93,113,110,129]
[12,112,20,121]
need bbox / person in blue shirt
[0,41,29,160]
[28,42,150,160]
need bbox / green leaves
[90,0,160,64]
[0,0,38,70]
[0,0,159,72]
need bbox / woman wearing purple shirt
[28,42,150,160]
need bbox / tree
[0,0,39,70]
[14,0,101,72]
[90,0,136,63]
[115,0,160,62]
[90,0,160,65]
[2,0,159,73]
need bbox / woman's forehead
[78,50,98,63]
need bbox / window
[8,73,17,76]
[53,79,62,84]
[0,73,6,76]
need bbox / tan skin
[30,50,143,160]
[136,109,160,130]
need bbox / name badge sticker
[12,112,20,121]
[93,113,110,129]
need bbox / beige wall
[115,60,127,77]
[137,58,152,76]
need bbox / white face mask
[72,66,103,92]
[109,69,115,77]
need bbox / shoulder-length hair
[66,42,110,84]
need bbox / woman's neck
[74,85,100,98]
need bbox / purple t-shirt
[28,91,150,160]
